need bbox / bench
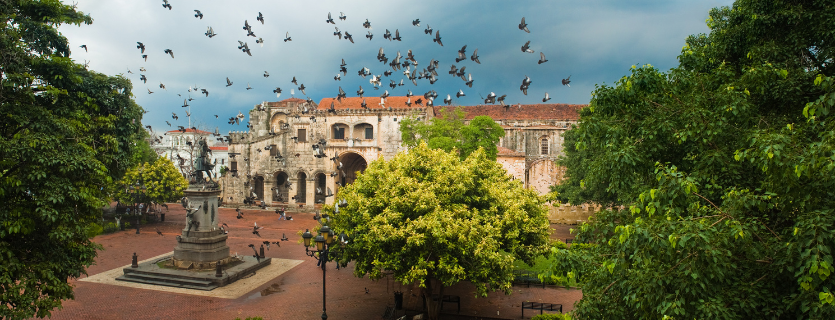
[522,302,562,318]
[514,270,545,288]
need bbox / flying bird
[334,27,342,39]
[362,19,371,29]
[433,30,443,46]
[205,26,217,38]
[471,48,480,64]
[256,37,264,47]
[273,87,282,98]
[291,76,298,85]
[383,29,391,41]
[263,71,269,78]
[412,18,420,26]
[538,52,548,64]
[562,75,571,87]
[147,88,153,94]
[162,0,171,10]
[201,88,209,97]
[543,92,551,102]
[392,29,401,41]
[194,10,203,19]
[136,42,145,53]
[521,41,534,53]
[164,49,174,58]
[519,17,530,33]
[326,12,335,24]
[284,32,292,42]
[246,83,252,90]
[79,44,87,52]
[456,45,467,62]
[142,54,147,61]
[257,12,264,24]
[139,74,147,83]
[457,89,465,98]
[339,12,346,20]
[424,24,433,35]
[366,31,373,40]
[344,32,354,43]
[226,77,233,87]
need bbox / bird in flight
[543,92,551,102]
[226,77,233,87]
[392,29,401,41]
[471,48,480,64]
[201,88,209,97]
[562,75,571,87]
[263,71,269,78]
[424,24,432,35]
[136,42,145,53]
[538,52,548,64]
[164,49,174,58]
[339,12,346,20]
[139,74,147,83]
[257,12,264,24]
[326,12,335,24]
[246,82,252,90]
[412,19,420,26]
[194,10,203,19]
[433,30,443,46]
[256,37,264,47]
[79,44,87,52]
[344,31,354,43]
[284,32,292,42]
[456,45,467,63]
[205,26,217,38]
[521,41,534,53]
[142,54,148,61]
[162,0,171,10]
[519,17,530,33]
[273,87,282,98]
[147,88,153,94]
[363,19,371,29]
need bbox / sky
[59,0,735,136]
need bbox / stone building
[221,97,586,214]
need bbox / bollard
[215,261,223,277]
[131,252,138,268]
[160,213,165,222]
[260,245,265,258]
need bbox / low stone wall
[546,204,597,224]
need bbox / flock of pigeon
[79,2,572,144]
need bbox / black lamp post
[302,223,347,320]
[128,173,146,234]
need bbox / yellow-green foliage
[115,156,188,205]
[328,142,550,297]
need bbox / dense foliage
[0,1,147,318]
[400,107,504,160]
[113,156,188,207]
[327,142,550,320]
[550,0,835,318]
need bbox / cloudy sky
[59,0,734,135]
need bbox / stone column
[325,173,335,205]
[306,176,316,207]
[173,188,230,266]
[263,179,273,205]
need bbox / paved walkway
[50,204,581,320]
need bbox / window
[297,129,307,142]
[333,127,344,139]
[269,144,277,157]
[540,139,549,155]
[365,127,373,139]
[230,161,237,171]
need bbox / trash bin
[394,291,403,310]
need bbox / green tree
[400,107,504,160]
[114,156,188,208]
[550,0,835,318]
[327,142,550,320]
[0,1,148,318]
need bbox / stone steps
[116,271,218,291]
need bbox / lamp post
[302,221,348,320]
[128,173,146,234]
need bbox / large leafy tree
[0,1,147,318]
[549,0,835,318]
[327,142,550,320]
[114,156,188,208]
[400,107,504,160]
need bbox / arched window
[540,138,548,155]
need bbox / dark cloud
[60,0,734,135]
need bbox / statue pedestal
[173,188,229,266]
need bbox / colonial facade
[221,97,584,210]
[154,128,228,179]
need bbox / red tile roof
[318,96,430,110]
[209,146,228,151]
[433,104,585,120]
[265,98,306,108]
[166,128,212,134]
[497,146,525,156]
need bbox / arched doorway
[254,175,264,201]
[314,173,327,204]
[338,152,368,187]
[274,172,289,203]
[295,172,307,203]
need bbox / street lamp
[128,173,146,234]
[302,224,348,320]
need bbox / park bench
[514,270,546,288]
[521,302,562,318]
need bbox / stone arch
[527,158,558,196]
[253,175,265,201]
[295,172,307,203]
[269,113,286,133]
[314,172,327,204]
[331,122,349,140]
[273,171,290,203]
[337,151,367,188]
[352,122,374,139]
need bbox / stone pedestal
[173,188,229,265]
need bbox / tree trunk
[422,277,445,320]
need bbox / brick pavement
[49,205,582,320]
